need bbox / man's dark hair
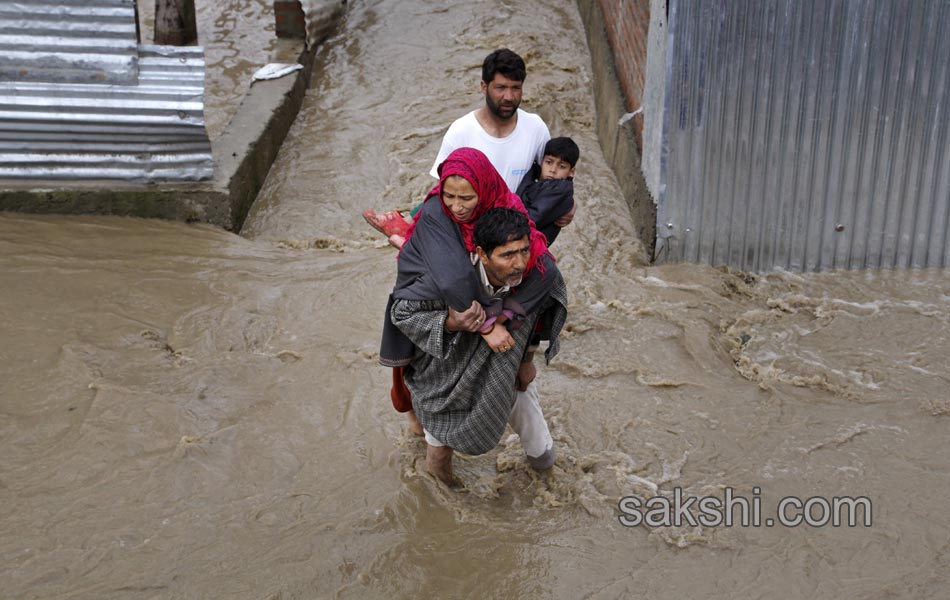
[543,137,580,167]
[482,48,526,84]
[474,208,531,257]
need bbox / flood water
[3,1,949,598]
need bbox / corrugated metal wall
[0,0,138,84]
[0,0,212,182]
[657,0,950,271]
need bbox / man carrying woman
[379,148,568,486]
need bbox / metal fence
[0,0,212,182]
[657,0,950,271]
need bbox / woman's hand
[446,300,487,332]
[481,322,516,353]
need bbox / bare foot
[426,444,461,487]
[406,411,423,436]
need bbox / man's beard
[506,273,524,287]
[486,93,518,120]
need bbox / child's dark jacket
[515,163,574,246]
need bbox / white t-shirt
[430,109,551,192]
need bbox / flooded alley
[2,1,949,598]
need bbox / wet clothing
[515,164,575,246]
[505,381,553,458]
[378,198,558,367]
[423,381,553,459]
[380,147,567,454]
[430,109,550,192]
[391,272,567,455]
[420,252,557,457]
[380,148,555,369]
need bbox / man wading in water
[378,149,567,485]
[370,50,575,472]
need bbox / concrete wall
[577,0,657,257]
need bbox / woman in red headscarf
[380,147,556,370]
[403,147,551,273]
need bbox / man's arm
[446,301,486,333]
[390,299,462,360]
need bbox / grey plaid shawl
[392,271,568,456]
[379,198,560,368]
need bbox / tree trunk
[154,0,197,46]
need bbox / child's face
[539,154,575,181]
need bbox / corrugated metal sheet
[0,2,212,182]
[0,0,138,84]
[657,0,950,271]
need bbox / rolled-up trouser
[423,381,553,458]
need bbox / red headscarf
[404,147,552,274]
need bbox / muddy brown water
[3,1,949,598]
